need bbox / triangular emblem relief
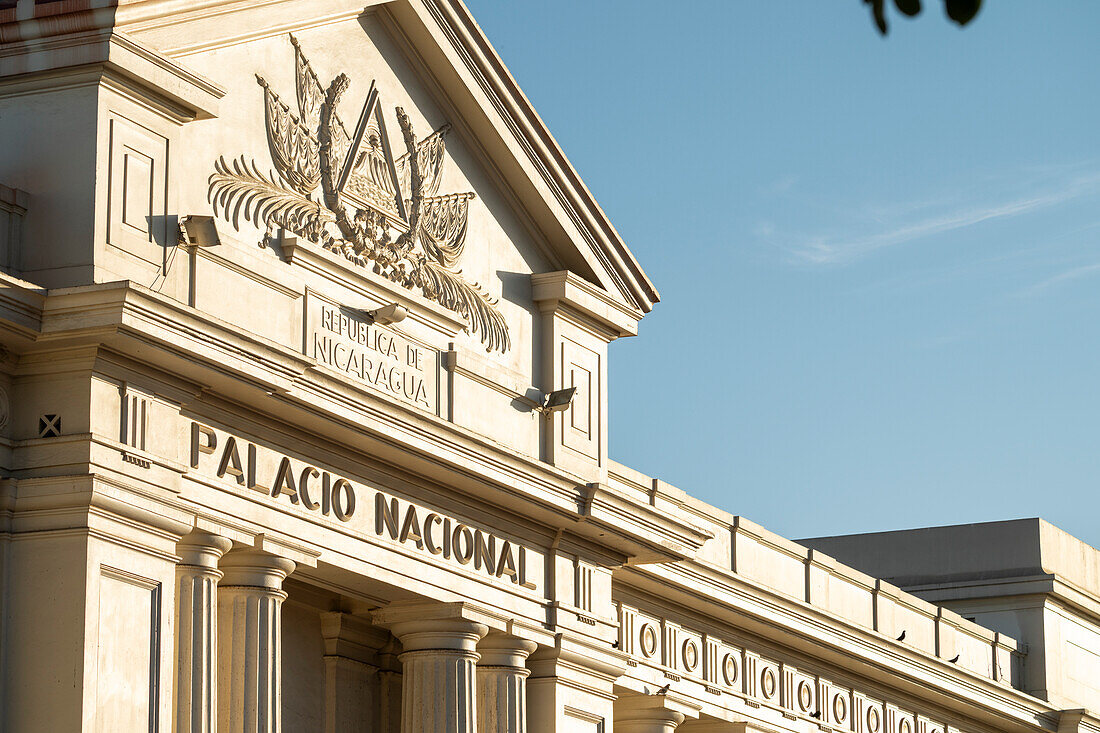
[208,35,509,353]
[338,83,407,228]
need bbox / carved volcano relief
[209,35,510,353]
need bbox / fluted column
[476,634,537,733]
[217,549,296,733]
[388,617,489,733]
[614,694,686,733]
[175,531,233,733]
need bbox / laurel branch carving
[208,36,510,353]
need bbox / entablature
[613,562,1045,733]
[0,278,707,569]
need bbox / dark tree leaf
[865,0,889,33]
[895,0,922,17]
[945,0,982,25]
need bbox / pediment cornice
[385,0,660,313]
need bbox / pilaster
[526,634,626,733]
[2,475,190,732]
[531,271,639,478]
[320,611,395,733]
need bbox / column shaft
[382,615,488,733]
[401,648,480,732]
[217,550,295,733]
[476,635,537,733]
[175,531,232,733]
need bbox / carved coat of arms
[209,36,509,353]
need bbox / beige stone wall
[0,2,1095,733]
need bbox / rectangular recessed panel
[560,338,600,460]
[569,362,592,434]
[122,149,154,237]
[107,114,168,268]
[96,567,159,733]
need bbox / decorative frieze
[616,602,948,733]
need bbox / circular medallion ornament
[722,653,740,687]
[832,693,848,723]
[682,639,699,672]
[797,680,813,712]
[760,668,778,700]
[867,706,882,733]
[639,624,658,658]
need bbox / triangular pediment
[141,0,656,321]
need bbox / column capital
[614,693,700,733]
[373,601,495,653]
[218,548,295,590]
[387,617,489,654]
[177,530,233,570]
[381,604,488,733]
[478,632,538,669]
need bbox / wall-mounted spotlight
[178,215,221,247]
[362,302,408,326]
[542,387,577,413]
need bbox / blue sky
[464,1,1100,545]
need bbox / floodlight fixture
[363,302,408,326]
[178,215,221,247]
[542,387,577,413]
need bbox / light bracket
[542,387,577,413]
[178,215,221,247]
[362,302,408,326]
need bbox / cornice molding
[0,27,223,119]
[617,562,1053,733]
[6,280,704,564]
[532,270,642,339]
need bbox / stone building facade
[0,1,1097,732]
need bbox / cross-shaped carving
[38,414,61,438]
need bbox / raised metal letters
[191,421,538,591]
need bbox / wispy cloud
[1020,262,1100,297]
[761,169,1100,266]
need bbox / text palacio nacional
[0,2,1096,732]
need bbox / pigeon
[611,640,619,649]
[810,711,822,719]
[948,654,960,663]
[896,631,906,642]
[655,684,671,695]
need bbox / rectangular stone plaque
[304,290,440,414]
